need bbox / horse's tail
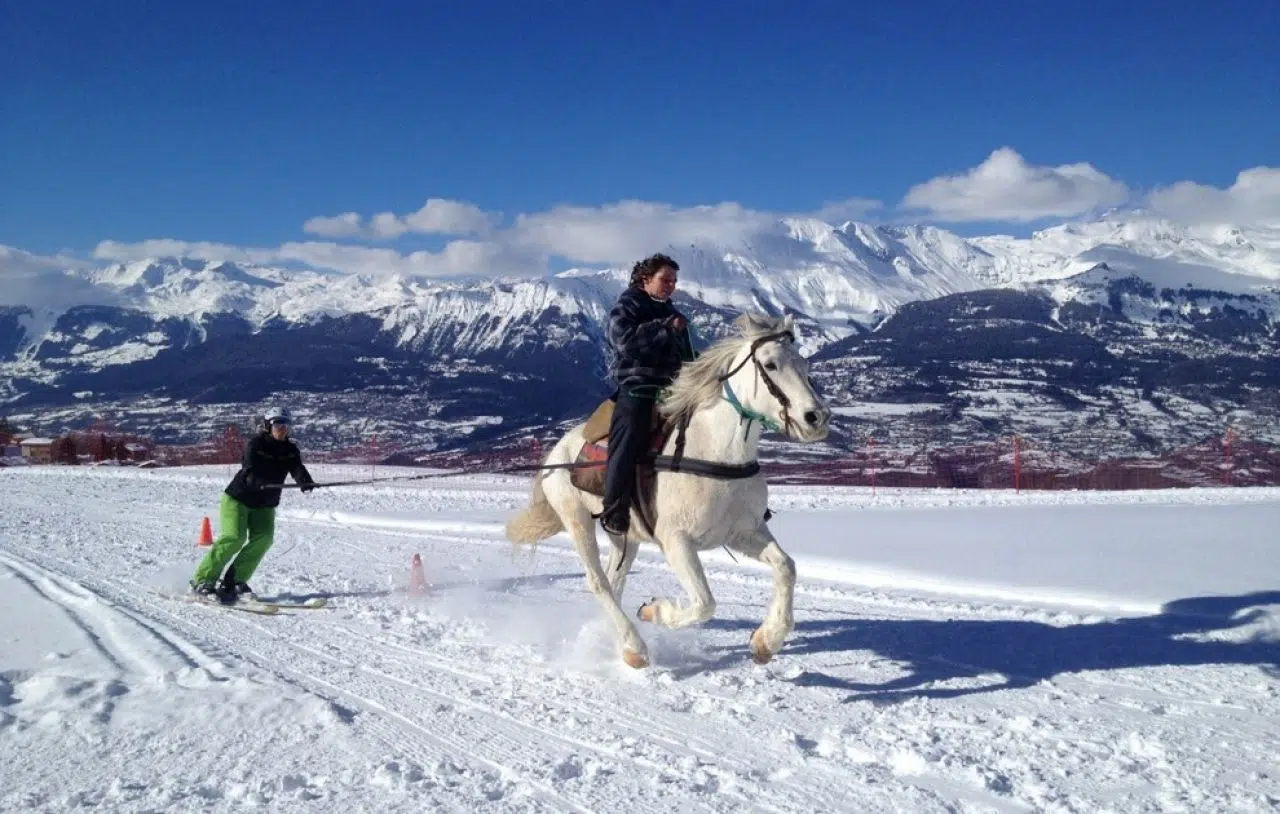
[505,467,563,544]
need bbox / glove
[666,314,687,333]
[300,482,316,494]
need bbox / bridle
[716,329,798,438]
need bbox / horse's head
[723,313,831,443]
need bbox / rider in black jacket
[600,253,693,536]
[190,406,315,601]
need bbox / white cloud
[1146,167,1280,228]
[304,199,498,239]
[398,199,497,237]
[274,239,539,278]
[367,213,404,239]
[301,212,363,239]
[901,147,1130,222]
[812,197,883,223]
[0,244,88,272]
[510,201,775,264]
[0,245,116,308]
[286,199,785,273]
[273,241,414,275]
[299,198,772,264]
[65,156,1280,283]
[87,199,777,278]
[93,238,415,277]
[89,237,544,280]
[94,239,276,266]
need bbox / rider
[600,253,694,537]
[190,406,316,601]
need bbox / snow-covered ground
[2,465,1278,813]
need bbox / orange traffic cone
[408,553,426,594]
[197,516,214,547]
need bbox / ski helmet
[263,406,293,427]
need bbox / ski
[160,591,280,615]
[159,592,327,613]
[251,596,328,610]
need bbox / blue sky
[2,1,1277,273]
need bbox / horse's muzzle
[791,406,831,442]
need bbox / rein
[266,459,608,490]
[265,453,758,492]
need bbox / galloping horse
[505,313,832,669]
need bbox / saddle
[569,398,672,498]
[569,396,774,529]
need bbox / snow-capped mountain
[974,216,1280,284]
[810,271,1279,467]
[639,219,1005,339]
[2,215,1278,460]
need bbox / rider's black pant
[601,388,656,532]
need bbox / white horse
[505,313,831,669]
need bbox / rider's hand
[667,314,687,333]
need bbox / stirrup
[599,516,629,537]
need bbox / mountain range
[2,215,1278,475]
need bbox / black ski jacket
[224,431,314,509]
[606,287,692,388]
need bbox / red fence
[764,430,1280,490]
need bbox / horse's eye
[764,362,778,371]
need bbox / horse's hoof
[750,629,774,665]
[622,649,649,669]
[638,602,656,623]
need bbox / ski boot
[190,580,233,604]
[218,579,256,603]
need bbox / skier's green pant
[192,494,276,585]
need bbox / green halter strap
[721,380,782,435]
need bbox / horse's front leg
[726,524,796,664]
[638,532,716,628]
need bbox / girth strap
[650,454,761,479]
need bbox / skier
[190,406,315,602]
[599,253,694,537]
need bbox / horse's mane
[658,313,792,425]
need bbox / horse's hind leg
[726,525,795,664]
[638,532,716,628]
[563,506,650,668]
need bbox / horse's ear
[734,312,769,334]
[782,313,796,334]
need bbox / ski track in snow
[1,466,1278,813]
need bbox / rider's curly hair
[628,253,680,289]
